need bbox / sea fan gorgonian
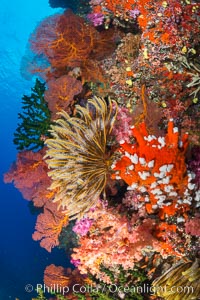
[45,96,118,220]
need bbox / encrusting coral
[45,96,118,220]
[184,214,200,237]
[111,119,197,219]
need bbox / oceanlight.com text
[30,283,195,296]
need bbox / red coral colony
[4,0,200,300]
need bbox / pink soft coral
[73,217,93,237]
[185,215,200,237]
[71,202,162,283]
[112,106,133,143]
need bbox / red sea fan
[44,75,83,119]
[30,10,115,69]
[44,264,70,288]
[44,265,91,300]
[29,10,96,80]
[4,149,53,207]
[32,201,69,252]
[28,10,116,83]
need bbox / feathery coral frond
[152,259,200,300]
[45,96,118,220]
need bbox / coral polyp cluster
[45,96,117,220]
[111,119,197,219]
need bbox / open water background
[0,1,69,299]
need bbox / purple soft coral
[188,146,200,189]
[87,13,104,26]
[129,8,140,19]
[73,217,93,236]
[112,106,133,143]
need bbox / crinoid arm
[45,96,118,220]
[152,259,200,300]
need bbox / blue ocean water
[0,1,69,299]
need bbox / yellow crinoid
[152,259,200,300]
[45,96,118,220]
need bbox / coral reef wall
[4,0,200,299]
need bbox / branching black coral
[45,96,118,220]
[14,78,51,151]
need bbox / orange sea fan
[44,264,87,288]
